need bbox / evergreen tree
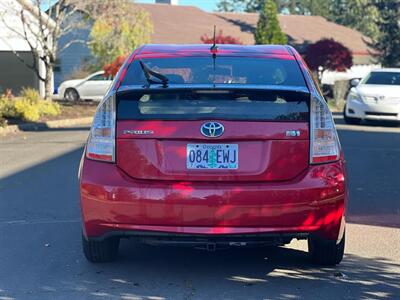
[243,0,300,13]
[216,0,288,13]
[329,0,380,40]
[254,0,287,45]
[216,0,329,14]
[299,0,331,18]
[245,0,267,12]
[369,0,400,67]
[216,0,239,12]
[216,0,381,41]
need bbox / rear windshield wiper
[139,60,169,88]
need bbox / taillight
[310,95,340,164]
[86,94,116,162]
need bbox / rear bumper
[89,230,309,249]
[346,99,400,121]
[80,158,347,241]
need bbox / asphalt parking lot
[0,115,399,299]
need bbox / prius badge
[123,129,154,135]
[201,122,224,138]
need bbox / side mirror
[350,78,360,87]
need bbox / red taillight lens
[310,96,340,164]
[86,94,115,162]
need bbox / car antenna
[210,25,218,87]
[210,25,218,54]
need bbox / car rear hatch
[115,87,310,182]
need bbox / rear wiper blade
[139,60,169,87]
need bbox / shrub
[20,87,41,104]
[0,99,6,127]
[38,100,61,116]
[0,97,18,118]
[0,95,61,122]
[14,99,41,121]
[0,116,7,127]
[201,30,243,45]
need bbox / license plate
[186,144,238,170]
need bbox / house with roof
[0,0,54,97]
[53,0,377,88]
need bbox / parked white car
[57,71,112,102]
[344,69,400,124]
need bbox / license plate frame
[186,143,238,170]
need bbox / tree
[304,39,353,72]
[216,0,291,13]
[244,0,267,12]
[216,0,330,14]
[88,0,153,67]
[329,0,380,40]
[103,55,128,77]
[216,0,381,42]
[0,0,90,100]
[298,0,331,18]
[201,30,243,44]
[216,0,262,12]
[367,1,400,67]
[216,0,240,12]
[254,0,287,45]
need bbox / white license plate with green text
[186,144,238,170]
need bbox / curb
[0,117,93,136]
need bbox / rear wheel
[343,106,361,125]
[64,88,80,102]
[308,232,345,266]
[82,234,120,263]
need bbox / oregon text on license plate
[186,144,238,169]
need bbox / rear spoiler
[116,84,310,96]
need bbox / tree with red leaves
[103,55,128,77]
[304,39,353,72]
[201,30,243,45]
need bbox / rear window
[117,90,309,122]
[121,57,306,87]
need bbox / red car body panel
[80,158,346,241]
[116,120,309,182]
[80,44,347,244]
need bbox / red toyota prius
[79,44,347,265]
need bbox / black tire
[343,106,361,125]
[308,232,345,266]
[82,234,120,263]
[64,88,80,102]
